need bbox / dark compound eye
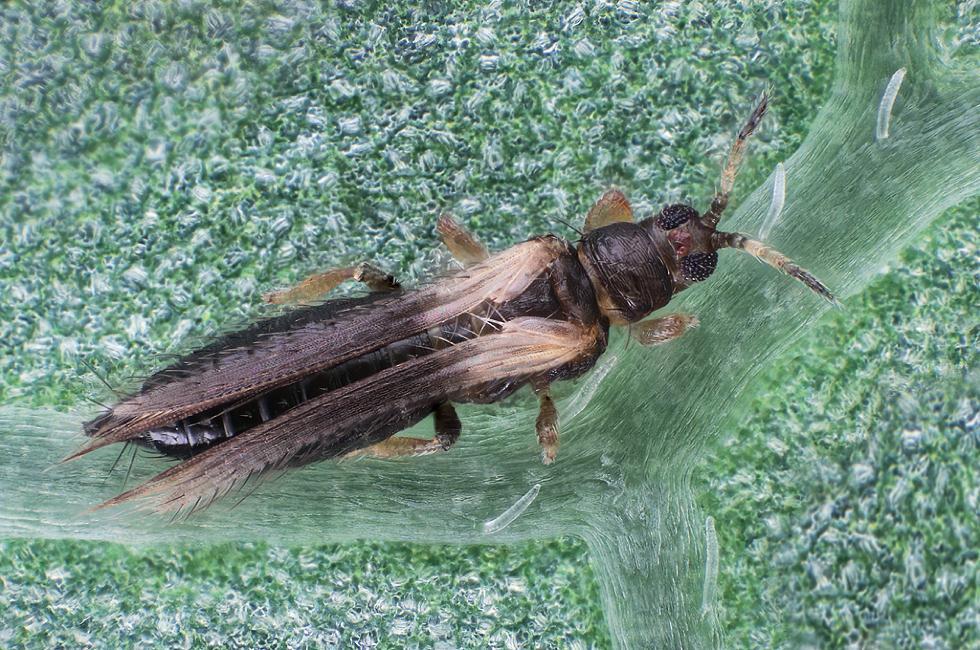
[656,204,699,230]
[680,251,718,282]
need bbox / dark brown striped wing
[69,238,568,460]
[97,317,603,513]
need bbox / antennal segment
[702,93,769,229]
[712,231,837,305]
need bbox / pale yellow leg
[344,403,461,459]
[632,314,699,346]
[343,436,447,459]
[583,189,634,234]
[263,262,399,304]
[535,389,559,465]
[437,213,489,266]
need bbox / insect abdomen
[137,331,437,459]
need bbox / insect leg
[583,189,634,234]
[437,213,489,266]
[433,401,463,449]
[535,388,559,465]
[343,402,462,459]
[702,93,769,228]
[353,262,401,292]
[263,261,400,304]
[632,313,699,347]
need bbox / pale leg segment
[263,261,399,304]
[632,313,699,346]
[583,189,634,234]
[343,402,462,459]
[535,389,559,465]
[437,213,489,266]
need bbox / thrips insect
[68,95,834,514]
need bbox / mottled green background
[1,1,976,647]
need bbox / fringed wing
[69,238,568,460]
[97,317,603,514]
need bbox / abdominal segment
[135,329,444,459]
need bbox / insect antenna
[711,231,838,305]
[702,91,769,229]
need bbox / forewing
[97,316,603,514]
[72,238,567,459]
[583,189,634,234]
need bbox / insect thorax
[576,222,674,324]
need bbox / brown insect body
[118,237,608,462]
[70,96,835,513]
